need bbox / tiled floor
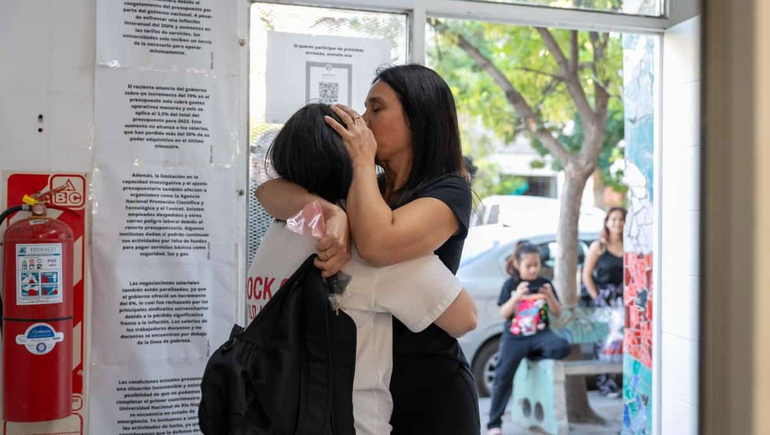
[478,391,623,434]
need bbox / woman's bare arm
[433,289,478,338]
[255,179,350,277]
[346,163,460,266]
[256,178,323,219]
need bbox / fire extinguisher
[1,191,74,422]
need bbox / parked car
[471,195,607,228]
[458,196,604,397]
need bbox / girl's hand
[540,283,562,317]
[314,205,351,278]
[324,105,377,166]
[513,281,530,299]
[501,281,528,320]
[539,283,556,298]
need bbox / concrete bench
[508,307,623,434]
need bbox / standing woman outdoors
[257,64,480,434]
[581,206,627,396]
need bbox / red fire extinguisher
[1,192,74,422]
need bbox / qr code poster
[306,62,352,107]
[265,32,391,124]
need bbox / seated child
[486,241,571,435]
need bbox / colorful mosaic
[624,253,653,368]
[622,33,657,435]
[623,357,653,434]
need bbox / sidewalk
[478,391,623,434]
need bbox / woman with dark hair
[248,103,478,435]
[582,206,627,396]
[257,65,480,433]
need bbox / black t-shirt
[593,249,624,287]
[388,174,473,393]
[498,276,557,334]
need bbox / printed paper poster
[89,363,207,435]
[95,68,238,166]
[91,163,236,265]
[96,0,238,73]
[89,164,238,433]
[90,263,236,367]
[265,32,391,123]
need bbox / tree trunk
[592,168,605,208]
[554,169,587,306]
[565,351,605,424]
[555,166,604,423]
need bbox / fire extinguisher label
[16,243,63,305]
[15,322,65,355]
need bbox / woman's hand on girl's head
[314,204,351,278]
[324,104,377,166]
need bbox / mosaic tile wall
[622,33,657,435]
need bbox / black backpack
[199,255,357,435]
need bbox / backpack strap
[294,258,334,434]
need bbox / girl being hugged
[257,65,480,434]
[487,242,571,435]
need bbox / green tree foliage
[427,18,629,421]
[428,19,623,312]
[427,21,626,199]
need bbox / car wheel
[471,336,500,398]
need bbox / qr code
[318,81,339,104]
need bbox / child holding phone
[487,242,571,435]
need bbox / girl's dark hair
[506,241,542,279]
[374,64,466,206]
[601,206,628,243]
[267,103,352,203]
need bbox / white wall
[0,1,249,433]
[0,0,96,431]
[660,15,701,435]
[0,0,95,175]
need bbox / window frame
[245,2,699,433]
[253,0,697,64]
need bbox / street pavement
[477,391,623,434]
